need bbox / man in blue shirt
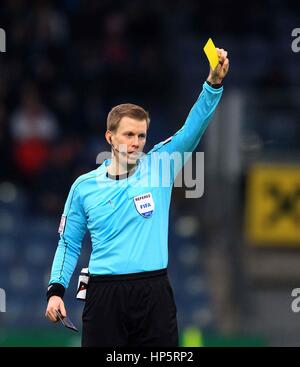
[45,47,229,346]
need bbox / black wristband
[47,283,65,302]
[206,80,223,89]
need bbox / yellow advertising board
[245,164,300,245]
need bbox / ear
[105,130,112,145]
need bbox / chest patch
[133,192,155,218]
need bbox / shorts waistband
[90,268,167,283]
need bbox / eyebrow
[123,131,147,136]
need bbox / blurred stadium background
[0,0,300,347]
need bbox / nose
[132,136,139,147]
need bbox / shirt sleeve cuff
[47,283,65,302]
[204,81,224,93]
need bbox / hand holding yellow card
[203,38,219,70]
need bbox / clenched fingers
[45,308,59,323]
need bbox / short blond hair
[107,103,150,132]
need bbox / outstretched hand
[207,48,229,84]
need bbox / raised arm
[148,48,229,179]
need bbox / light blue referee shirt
[49,82,223,288]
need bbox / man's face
[108,116,147,165]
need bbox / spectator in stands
[10,82,59,184]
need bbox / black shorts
[82,268,178,347]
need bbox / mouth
[127,152,141,161]
[128,151,139,156]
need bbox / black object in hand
[55,310,78,332]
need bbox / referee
[45,48,229,347]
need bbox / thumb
[59,301,67,318]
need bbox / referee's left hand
[207,48,229,84]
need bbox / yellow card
[203,38,219,70]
